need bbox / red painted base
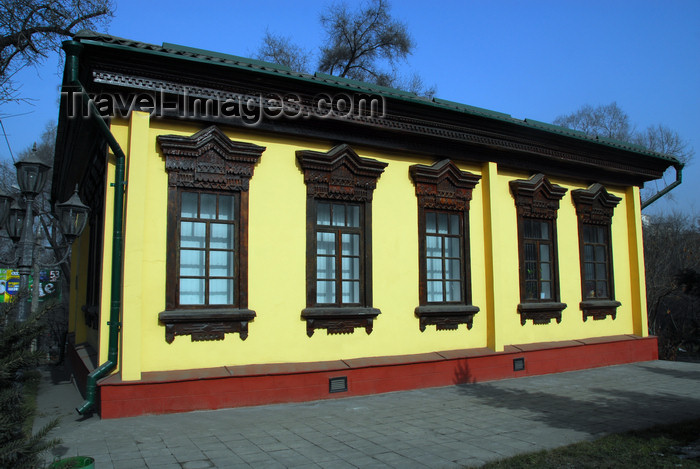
[96,335,657,419]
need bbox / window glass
[181,222,205,248]
[426,212,437,234]
[427,281,443,302]
[437,213,449,234]
[520,217,556,303]
[176,191,237,308]
[317,232,336,255]
[200,194,216,219]
[317,281,335,304]
[342,257,360,280]
[424,210,464,304]
[580,223,612,300]
[210,223,234,249]
[347,205,360,228]
[313,202,363,305]
[342,281,360,303]
[449,214,460,235]
[180,250,205,276]
[446,281,461,302]
[447,238,460,258]
[341,233,359,256]
[181,192,198,217]
[180,278,205,305]
[332,204,346,227]
[317,202,331,225]
[209,251,234,277]
[317,256,335,280]
[540,281,552,299]
[218,195,235,221]
[426,236,442,258]
[209,279,234,304]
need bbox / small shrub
[0,297,60,468]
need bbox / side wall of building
[69,111,648,382]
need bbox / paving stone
[113,458,148,469]
[33,361,700,469]
[180,460,215,469]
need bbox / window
[410,160,480,332]
[581,224,610,299]
[297,144,387,337]
[177,191,237,306]
[425,211,463,303]
[510,173,567,325]
[314,201,363,305]
[521,218,555,301]
[572,184,621,321]
[157,126,265,343]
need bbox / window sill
[301,307,381,337]
[158,308,256,343]
[517,302,567,325]
[580,300,621,321]
[415,304,480,331]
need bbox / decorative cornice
[571,183,621,225]
[296,144,388,202]
[409,160,481,211]
[510,173,567,219]
[92,69,670,180]
[158,125,265,191]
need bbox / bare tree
[1,123,71,362]
[318,0,412,84]
[553,102,694,204]
[257,30,312,73]
[0,0,113,104]
[644,212,700,359]
[553,102,632,141]
[256,0,435,96]
[633,123,694,166]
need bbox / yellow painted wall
[489,168,638,346]
[99,111,649,379]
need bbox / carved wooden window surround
[157,125,265,343]
[296,144,387,337]
[572,183,621,321]
[510,173,568,325]
[409,160,481,332]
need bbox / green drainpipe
[62,40,127,416]
[641,162,684,210]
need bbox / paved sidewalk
[35,360,700,468]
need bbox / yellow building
[53,32,677,418]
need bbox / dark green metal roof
[72,30,680,166]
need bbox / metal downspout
[61,40,126,415]
[641,163,684,210]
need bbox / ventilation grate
[513,357,525,371]
[329,377,348,393]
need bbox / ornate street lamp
[0,190,11,227]
[6,200,25,244]
[55,186,90,243]
[0,147,90,321]
[15,149,51,196]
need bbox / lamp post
[0,148,89,321]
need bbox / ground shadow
[635,362,700,382]
[452,361,700,436]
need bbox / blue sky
[1,0,698,215]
